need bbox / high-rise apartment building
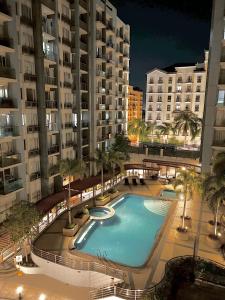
[145,52,208,125]
[0,0,129,222]
[201,0,225,173]
[128,85,143,121]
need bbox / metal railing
[31,245,125,280]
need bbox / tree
[128,118,148,144]
[156,122,172,143]
[95,148,109,196]
[174,111,202,145]
[111,132,130,160]
[203,174,225,236]
[212,152,225,179]
[173,168,202,229]
[107,149,126,185]
[4,201,41,262]
[59,159,86,225]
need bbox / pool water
[89,208,109,217]
[160,189,177,199]
[74,194,171,267]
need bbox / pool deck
[33,179,225,290]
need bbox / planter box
[62,224,79,237]
[109,191,120,200]
[95,195,111,206]
[73,213,89,226]
[206,235,221,249]
[175,228,189,241]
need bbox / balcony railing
[0,125,19,138]
[0,66,16,80]
[80,40,88,52]
[20,15,33,26]
[0,37,13,49]
[61,13,71,25]
[27,125,39,133]
[81,102,88,109]
[97,104,106,110]
[46,100,57,109]
[82,121,89,128]
[44,52,56,61]
[0,178,23,195]
[0,97,15,109]
[30,171,41,182]
[24,73,37,82]
[0,153,21,168]
[63,140,74,148]
[64,81,72,88]
[80,62,88,71]
[62,37,71,47]
[64,122,73,129]
[0,0,11,16]
[79,0,88,10]
[47,122,58,131]
[48,144,59,155]
[28,148,39,157]
[63,60,72,68]
[42,24,55,37]
[22,45,34,55]
[82,138,89,145]
[25,100,37,108]
[80,19,88,31]
[48,164,59,176]
[64,102,72,109]
[81,82,88,90]
[45,76,57,85]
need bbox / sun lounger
[124,177,129,185]
[132,178,138,185]
[140,178,145,185]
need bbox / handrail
[31,245,125,280]
[90,255,225,299]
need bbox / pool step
[144,200,170,216]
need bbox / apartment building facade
[0,0,129,222]
[145,52,208,126]
[128,85,143,121]
[201,0,225,173]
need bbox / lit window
[218,90,225,105]
[195,105,199,112]
[177,85,182,92]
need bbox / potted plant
[173,168,202,240]
[95,193,111,206]
[62,222,79,237]
[73,208,90,226]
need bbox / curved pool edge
[89,206,115,221]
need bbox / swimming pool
[160,189,178,200]
[74,194,171,268]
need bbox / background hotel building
[145,52,208,125]
[128,85,143,121]
[201,0,225,173]
[0,0,130,222]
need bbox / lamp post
[16,286,23,300]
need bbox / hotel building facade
[0,0,130,222]
[128,85,143,121]
[145,52,208,126]
[201,0,225,172]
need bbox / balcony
[0,153,21,168]
[20,15,33,27]
[47,122,58,132]
[63,140,74,148]
[24,73,37,82]
[96,70,105,77]
[0,37,13,51]
[28,148,39,157]
[27,125,39,134]
[42,24,55,38]
[63,60,71,68]
[64,122,73,129]
[64,102,72,109]
[81,102,88,109]
[22,45,34,55]
[81,82,88,91]
[80,62,88,72]
[41,0,55,11]
[82,138,89,145]
[97,104,106,110]
[48,144,59,155]
[45,76,57,86]
[62,37,71,48]
[0,66,16,81]
[82,121,89,128]
[212,140,225,148]
[80,19,88,32]
[44,52,56,62]
[106,23,114,33]
[0,0,11,17]
[79,0,88,11]
[61,13,71,25]
[0,125,19,138]
[64,81,72,89]
[80,40,88,52]
[30,171,41,182]
[25,100,37,108]
[46,100,57,109]
[0,97,16,109]
[0,178,23,195]
[48,164,59,176]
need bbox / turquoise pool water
[74,194,171,267]
[89,207,110,217]
[160,189,177,199]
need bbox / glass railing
[0,125,19,138]
[0,178,23,195]
[0,153,21,167]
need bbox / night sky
[110,0,212,94]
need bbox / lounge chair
[132,178,138,185]
[140,178,145,185]
[124,177,129,185]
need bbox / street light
[39,293,47,300]
[16,286,23,300]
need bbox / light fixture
[181,167,186,171]
[179,193,184,201]
[39,294,47,300]
[16,286,23,295]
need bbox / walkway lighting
[39,294,47,300]
[16,286,23,300]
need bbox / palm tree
[128,118,147,145]
[174,111,202,145]
[59,158,86,224]
[95,148,109,196]
[212,152,225,179]
[173,168,202,229]
[156,122,172,143]
[203,174,225,237]
[107,149,125,185]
